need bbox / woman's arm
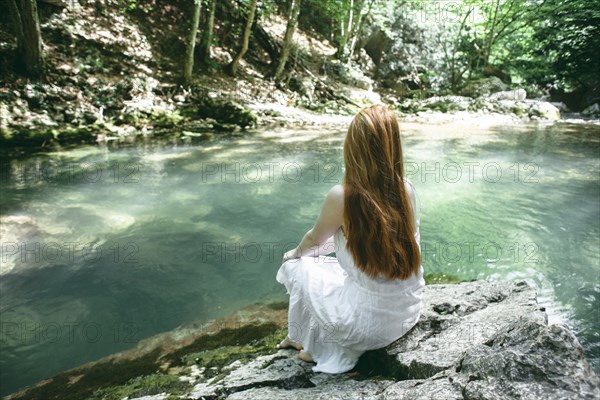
[282,184,344,262]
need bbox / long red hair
[342,104,421,280]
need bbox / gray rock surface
[487,88,527,101]
[131,280,600,400]
[226,376,393,400]
[582,103,600,116]
[396,95,561,120]
[386,280,547,378]
[460,77,509,98]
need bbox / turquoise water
[0,122,598,396]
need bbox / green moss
[265,300,289,311]
[88,373,192,400]
[0,124,103,147]
[180,327,287,372]
[54,125,101,144]
[0,126,54,146]
[183,345,259,369]
[165,322,284,367]
[116,110,145,127]
[151,109,184,128]
[424,272,464,285]
[11,322,286,400]
[10,348,163,400]
[195,97,257,129]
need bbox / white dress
[276,180,425,373]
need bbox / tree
[198,0,217,65]
[183,0,202,82]
[272,0,302,80]
[334,0,375,63]
[531,0,600,90]
[227,0,259,76]
[344,0,375,62]
[7,0,44,78]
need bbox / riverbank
[5,278,599,400]
[3,89,599,150]
[2,0,598,149]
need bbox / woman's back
[276,105,425,373]
[336,178,423,288]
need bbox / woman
[275,104,425,373]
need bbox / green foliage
[530,0,600,89]
[301,0,375,56]
[88,373,191,400]
[435,0,599,91]
[118,0,138,14]
[164,322,282,367]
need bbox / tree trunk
[199,0,217,64]
[335,0,352,59]
[483,0,501,68]
[183,0,202,82]
[7,0,44,78]
[345,0,374,63]
[272,0,302,80]
[450,8,472,92]
[227,0,259,76]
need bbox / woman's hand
[282,248,300,263]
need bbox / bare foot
[298,350,314,363]
[276,338,303,350]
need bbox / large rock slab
[130,280,599,400]
[382,377,463,399]
[451,321,600,399]
[460,77,509,98]
[386,280,547,378]
[226,376,393,400]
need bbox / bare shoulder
[326,184,345,206]
[404,178,415,196]
[325,184,344,216]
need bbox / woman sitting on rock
[276,104,425,373]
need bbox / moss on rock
[88,373,192,400]
[424,272,464,285]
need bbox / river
[0,121,598,396]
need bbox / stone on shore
[460,77,509,98]
[126,280,599,400]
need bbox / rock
[10,281,598,400]
[550,101,569,112]
[188,352,312,399]
[194,95,257,129]
[354,48,377,76]
[226,377,393,399]
[22,84,44,109]
[181,280,598,400]
[386,280,545,379]
[288,76,316,103]
[324,60,373,90]
[382,377,463,399]
[582,103,600,116]
[219,354,311,392]
[423,96,473,112]
[487,89,526,101]
[460,77,509,98]
[451,321,600,399]
[527,100,561,120]
[83,110,98,124]
[128,394,169,400]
